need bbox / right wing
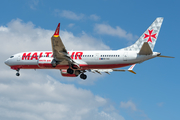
[90,64,136,75]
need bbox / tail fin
[120,17,163,51]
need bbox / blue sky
[0,0,179,120]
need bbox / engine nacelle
[38,57,54,68]
[61,69,80,77]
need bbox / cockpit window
[10,56,14,58]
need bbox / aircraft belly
[82,59,133,69]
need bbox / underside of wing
[51,23,68,62]
[51,23,79,67]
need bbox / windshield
[10,56,14,58]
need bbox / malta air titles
[21,52,84,60]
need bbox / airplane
[4,17,174,80]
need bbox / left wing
[90,64,136,75]
[51,23,68,61]
[51,23,79,67]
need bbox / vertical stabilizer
[119,17,163,51]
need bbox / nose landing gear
[16,69,20,76]
[16,73,20,76]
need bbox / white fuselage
[5,50,160,70]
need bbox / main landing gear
[16,69,20,76]
[80,73,87,80]
[67,68,87,80]
[67,68,74,74]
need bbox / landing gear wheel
[16,73,20,76]
[80,74,87,80]
[16,69,20,76]
[67,68,74,74]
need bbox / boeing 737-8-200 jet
[4,17,173,80]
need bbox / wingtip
[128,64,136,74]
[128,70,136,74]
[54,23,60,37]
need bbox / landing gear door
[123,52,128,61]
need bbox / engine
[61,69,80,77]
[37,57,54,68]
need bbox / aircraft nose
[4,59,9,66]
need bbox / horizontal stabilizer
[139,42,153,55]
[157,55,174,58]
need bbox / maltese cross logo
[144,29,157,43]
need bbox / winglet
[112,64,136,74]
[54,23,60,37]
[128,64,136,74]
